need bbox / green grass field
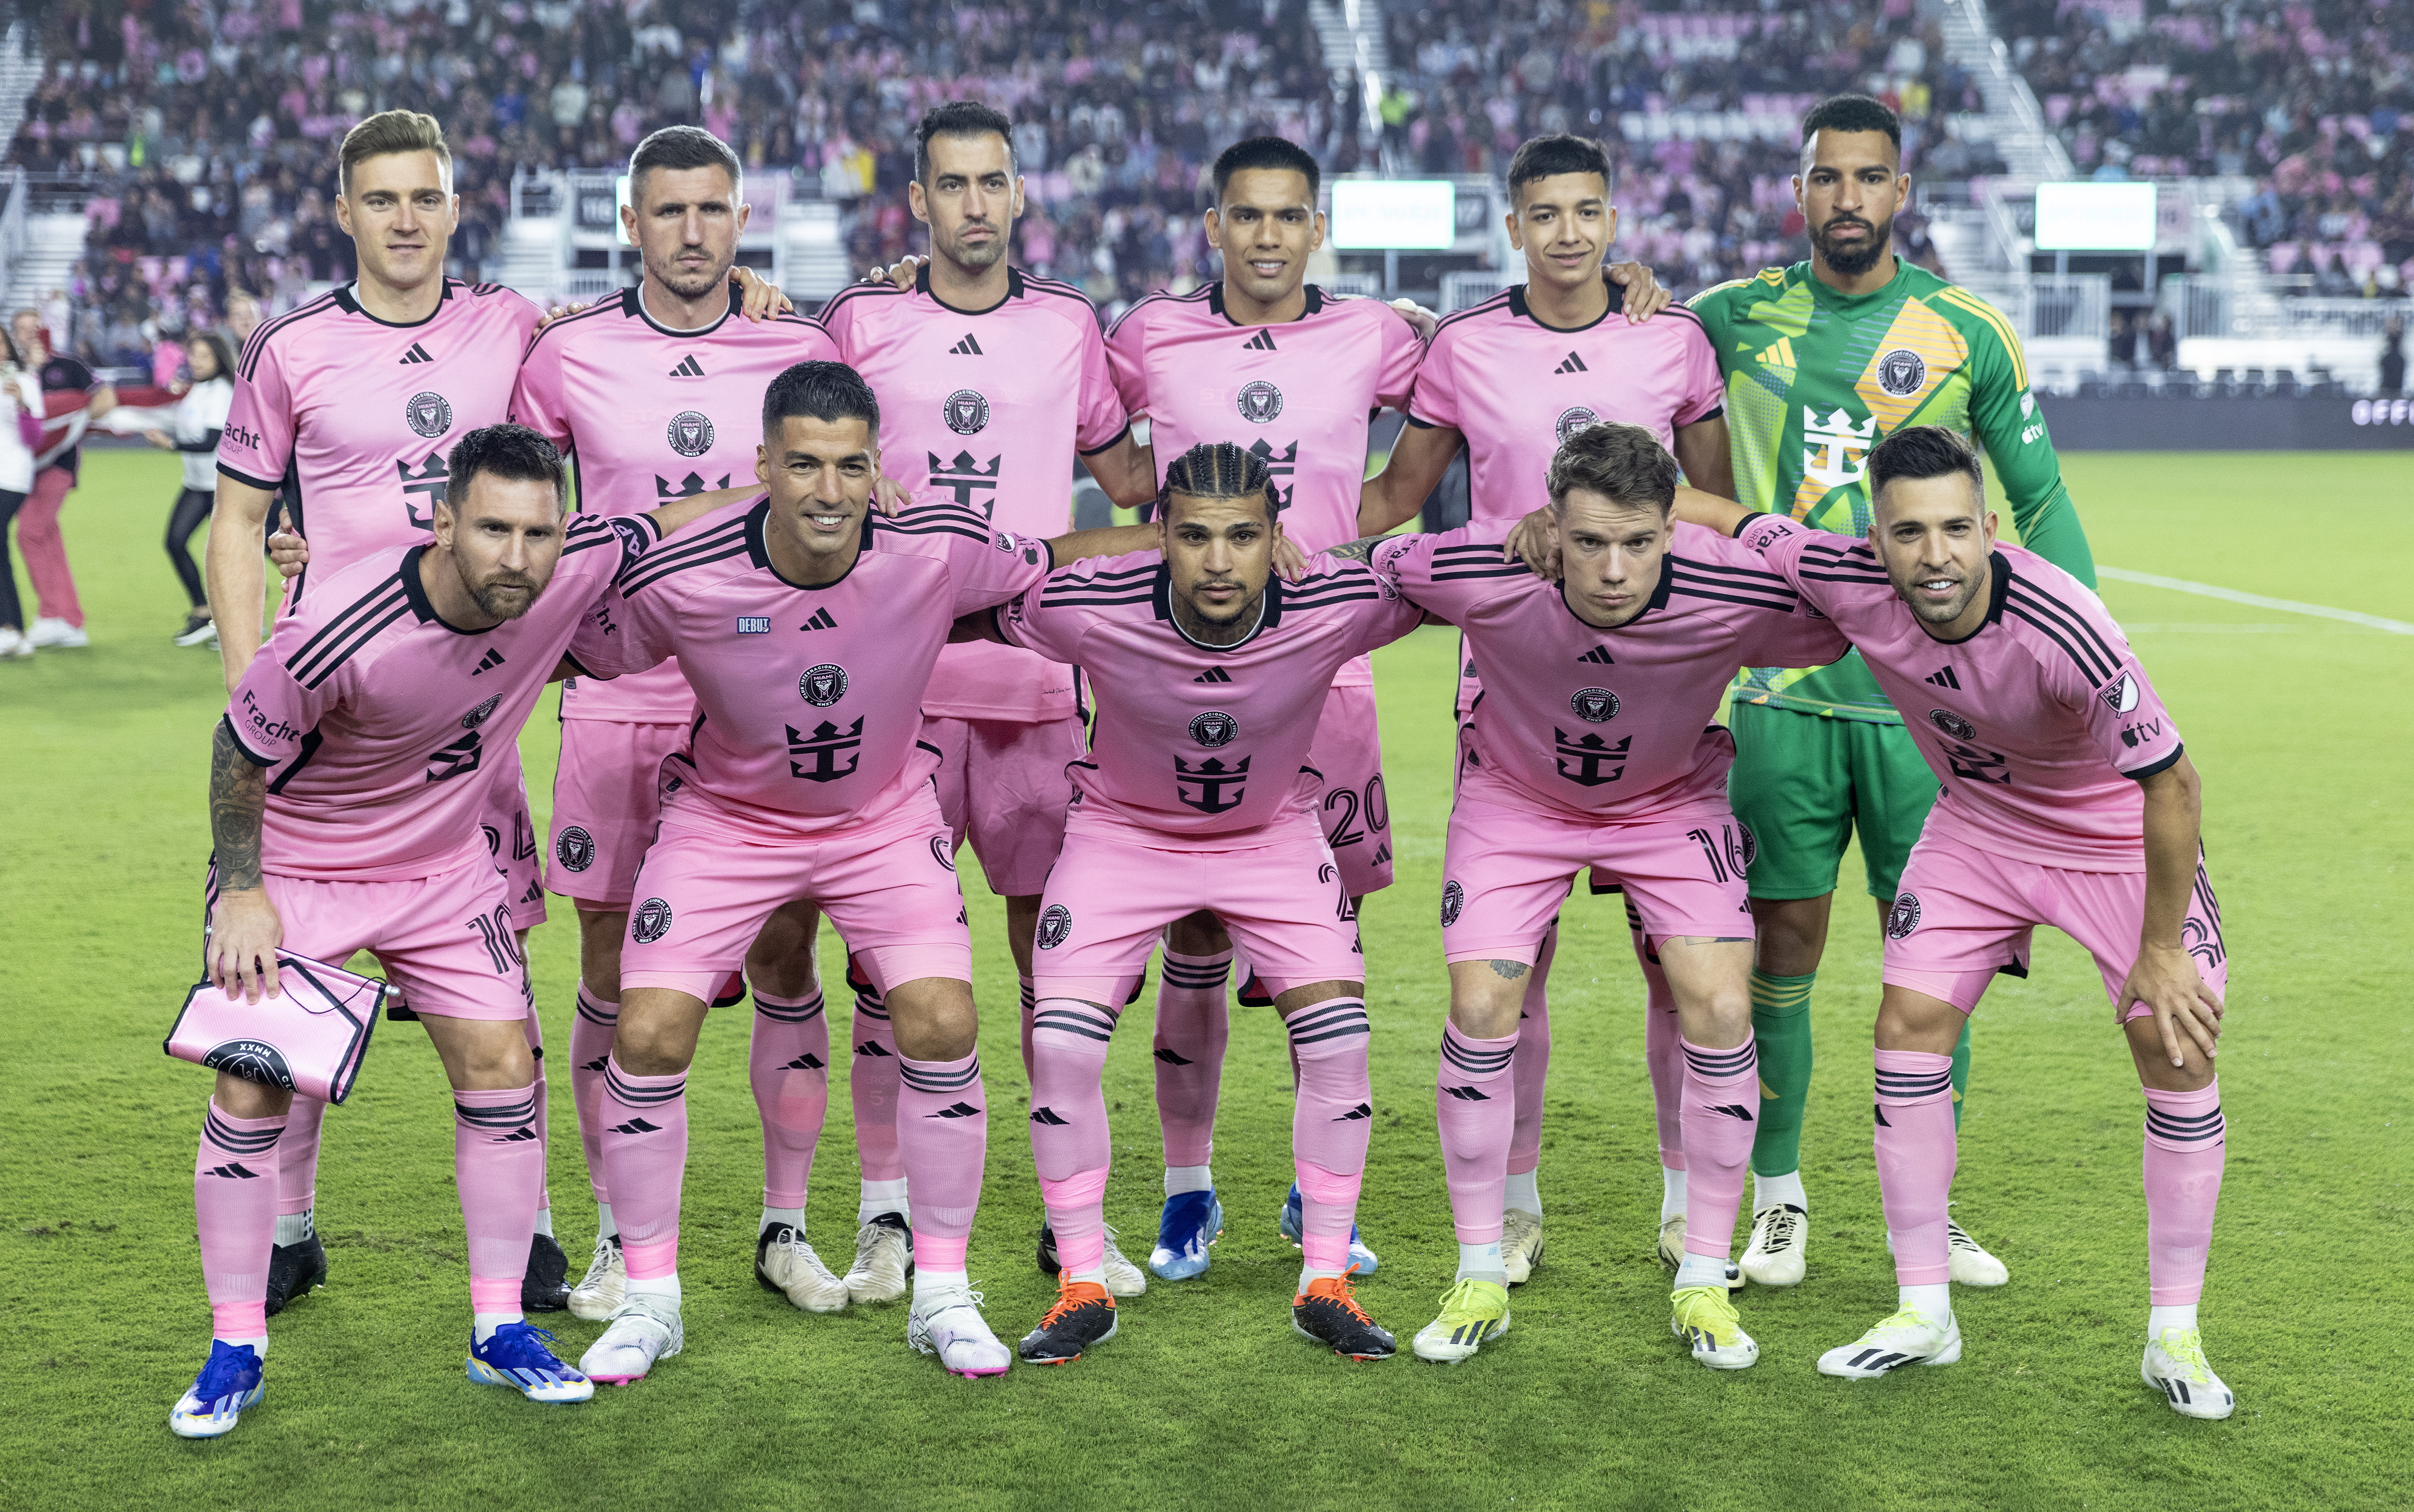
[2,450,2407,1511]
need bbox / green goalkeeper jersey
[1689,257,2097,723]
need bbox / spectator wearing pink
[0,329,48,659]
[11,308,116,649]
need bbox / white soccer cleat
[579,1295,683,1385]
[1947,1218,2009,1287]
[568,1234,626,1322]
[2143,1328,2235,1420]
[908,1285,1011,1378]
[1740,1204,1809,1287]
[842,1212,914,1304]
[1670,1286,1759,1370]
[1100,1224,1148,1299]
[1817,1307,1963,1379]
[26,617,86,649]
[1501,1209,1544,1286]
[756,1224,849,1314]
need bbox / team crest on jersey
[2099,672,2141,713]
[631,897,674,944]
[1928,708,1977,742]
[799,664,848,707]
[1189,710,1239,748]
[202,1039,295,1090]
[405,391,453,439]
[1876,348,1928,397]
[462,693,502,729]
[1440,880,1464,927]
[943,389,990,435]
[1555,406,1601,442]
[1236,380,1283,424]
[1037,904,1073,949]
[930,836,956,871]
[556,826,596,873]
[1569,688,1620,724]
[1885,893,1922,939]
[667,411,715,458]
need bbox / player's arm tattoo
[1323,535,1389,563]
[209,720,270,892]
[1487,960,1529,980]
[1667,936,1754,946]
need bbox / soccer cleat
[909,1284,1011,1377]
[568,1234,626,1321]
[1148,1189,1225,1281]
[26,617,86,648]
[580,1295,683,1385]
[1280,1183,1379,1275]
[168,1341,265,1439]
[466,1322,594,1403]
[1671,1285,1759,1369]
[842,1212,913,1304]
[1501,1209,1544,1286]
[174,613,219,647]
[1657,1216,1745,1291]
[1817,1307,1963,1379]
[1740,1204,1809,1288]
[1100,1225,1148,1298]
[1293,1274,1395,1360]
[523,1232,572,1313]
[1947,1218,2009,1287]
[1016,1275,1119,1364]
[756,1223,849,1313]
[2143,1327,2234,1419]
[1412,1278,1511,1363]
[263,1232,327,1316]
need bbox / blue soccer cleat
[168,1340,265,1439]
[1280,1182,1380,1275]
[466,1321,595,1403]
[1147,1189,1225,1280]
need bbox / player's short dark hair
[916,101,1016,184]
[630,125,742,198]
[1801,94,1902,158]
[762,360,881,438]
[447,424,568,514]
[1212,136,1320,206]
[1159,441,1277,525]
[1507,135,1612,199]
[1867,425,1984,505]
[338,110,450,197]
[1546,422,1681,514]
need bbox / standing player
[816,101,1159,1300]
[1367,423,1846,1367]
[1678,428,2233,1417]
[176,425,723,1437]
[1356,133,1726,1284]
[1687,95,2099,1288]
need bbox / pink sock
[1678,1035,1758,1258]
[749,990,829,1209]
[1017,976,1036,1083]
[598,1056,688,1280]
[454,1083,543,1316]
[897,1050,988,1273]
[1286,997,1372,1273]
[847,964,904,1185]
[1030,998,1120,1273]
[1872,1048,1958,1286]
[1152,948,1231,1170]
[569,981,618,1206]
[1436,1022,1518,1245]
[519,1002,551,1222]
[1507,927,1554,1179]
[276,1094,324,1219]
[1636,924,1685,1172]
[196,1100,286,1340]
[2143,1080,2225,1305]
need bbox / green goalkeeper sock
[1748,968,1816,1178]
[1949,1013,1972,1130]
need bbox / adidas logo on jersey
[800,608,838,631]
[1926,665,1962,689]
[1244,330,1277,351]
[1193,666,1233,683]
[1577,645,1615,664]
[949,334,984,355]
[472,648,505,675]
[399,343,434,364]
[1554,350,1588,374]
[669,355,706,378]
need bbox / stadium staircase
[3,212,88,320]
[1307,0,1389,159]
[1937,0,2071,186]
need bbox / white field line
[2098,566,2414,636]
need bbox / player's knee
[610,1008,695,1077]
[1874,986,1965,1052]
[212,1072,292,1120]
[1750,894,1831,973]
[887,978,978,1061]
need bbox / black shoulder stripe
[1671,554,1791,588]
[1040,588,1155,608]
[1656,303,1708,332]
[815,282,908,322]
[238,291,344,380]
[1431,292,1514,337]
[877,523,993,546]
[283,574,407,682]
[288,588,414,689]
[1432,565,1532,582]
[619,518,750,576]
[1670,584,1797,613]
[1432,542,1516,559]
[622,540,752,597]
[1797,567,1892,586]
[1283,588,1383,608]
[520,296,624,356]
[2003,601,2114,686]
[1019,276,1101,312]
[2007,583,2121,677]
[1078,563,1160,583]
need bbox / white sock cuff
[1165,1164,1214,1195]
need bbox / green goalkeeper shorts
[1727,700,1938,902]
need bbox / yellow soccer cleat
[1412,1278,1512,1364]
[1670,1285,1759,1370]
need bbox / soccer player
[176,424,723,1438]
[815,101,1159,1300]
[559,361,1155,1382]
[962,441,1427,1364]
[1677,426,2233,1417]
[1686,95,2100,1288]
[1367,423,1844,1367]
[1356,133,1727,1284]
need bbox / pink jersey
[216,279,539,600]
[819,264,1126,723]
[511,284,839,724]
[1408,289,1724,522]
[1738,514,2185,870]
[993,550,1425,840]
[1375,520,1846,819]
[566,495,1053,835]
[223,513,655,881]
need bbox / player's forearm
[1356,422,1460,537]
[206,478,276,689]
[1081,434,1159,510]
[2136,756,2203,952]
[1046,523,1157,565]
[643,486,746,538]
[1673,418,1736,502]
[1673,486,1753,536]
[208,720,270,892]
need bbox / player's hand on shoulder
[1503,507,1561,580]
[538,300,591,328]
[870,473,911,517]
[267,530,310,579]
[1388,298,1439,341]
[731,265,795,321]
[861,255,924,291]
[1606,261,1673,323]
[2120,943,2225,1067]
[209,889,285,1003]
[1272,532,1311,583]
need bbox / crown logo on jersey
[948,334,983,355]
[1188,710,1239,748]
[927,449,1000,510]
[943,389,990,435]
[1236,380,1283,424]
[667,410,715,458]
[1243,330,1277,351]
[405,391,453,439]
[1569,687,1619,724]
[1802,407,1878,490]
[1554,350,1588,374]
[799,663,849,707]
[1876,348,1927,397]
[1555,405,1601,442]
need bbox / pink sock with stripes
[1029,997,1121,1276]
[2143,1079,2225,1305]
[598,1056,688,1282]
[1678,1035,1758,1258]
[195,1100,286,1342]
[896,1050,987,1279]
[748,990,829,1210]
[568,981,618,1207]
[1872,1048,1958,1287]
[1507,927,1555,1182]
[1436,1022,1518,1245]
[1153,948,1231,1170]
[1287,997,1372,1275]
[847,964,905,1186]
[453,1082,543,1323]
[1636,927,1685,1173]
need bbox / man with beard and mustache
[1685,94,2100,1293]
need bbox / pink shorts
[620,787,973,1000]
[1032,814,1362,1002]
[1440,793,1756,963]
[1311,684,1393,898]
[209,855,532,1021]
[1881,830,2230,1018]
[548,719,689,911]
[481,742,546,927]
[926,712,1084,898]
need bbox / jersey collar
[1555,554,1673,632]
[744,495,874,590]
[1923,550,2013,645]
[332,279,454,328]
[1152,562,1284,651]
[1206,282,1326,326]
[1802,254,1913,314]
[398,546,489,636]
[622,281,742,338]
[1506,282,1614,334]
[916,261,1025,316]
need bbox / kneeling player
[1368,423,1846,1366]
[1685,428,2234,1416]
